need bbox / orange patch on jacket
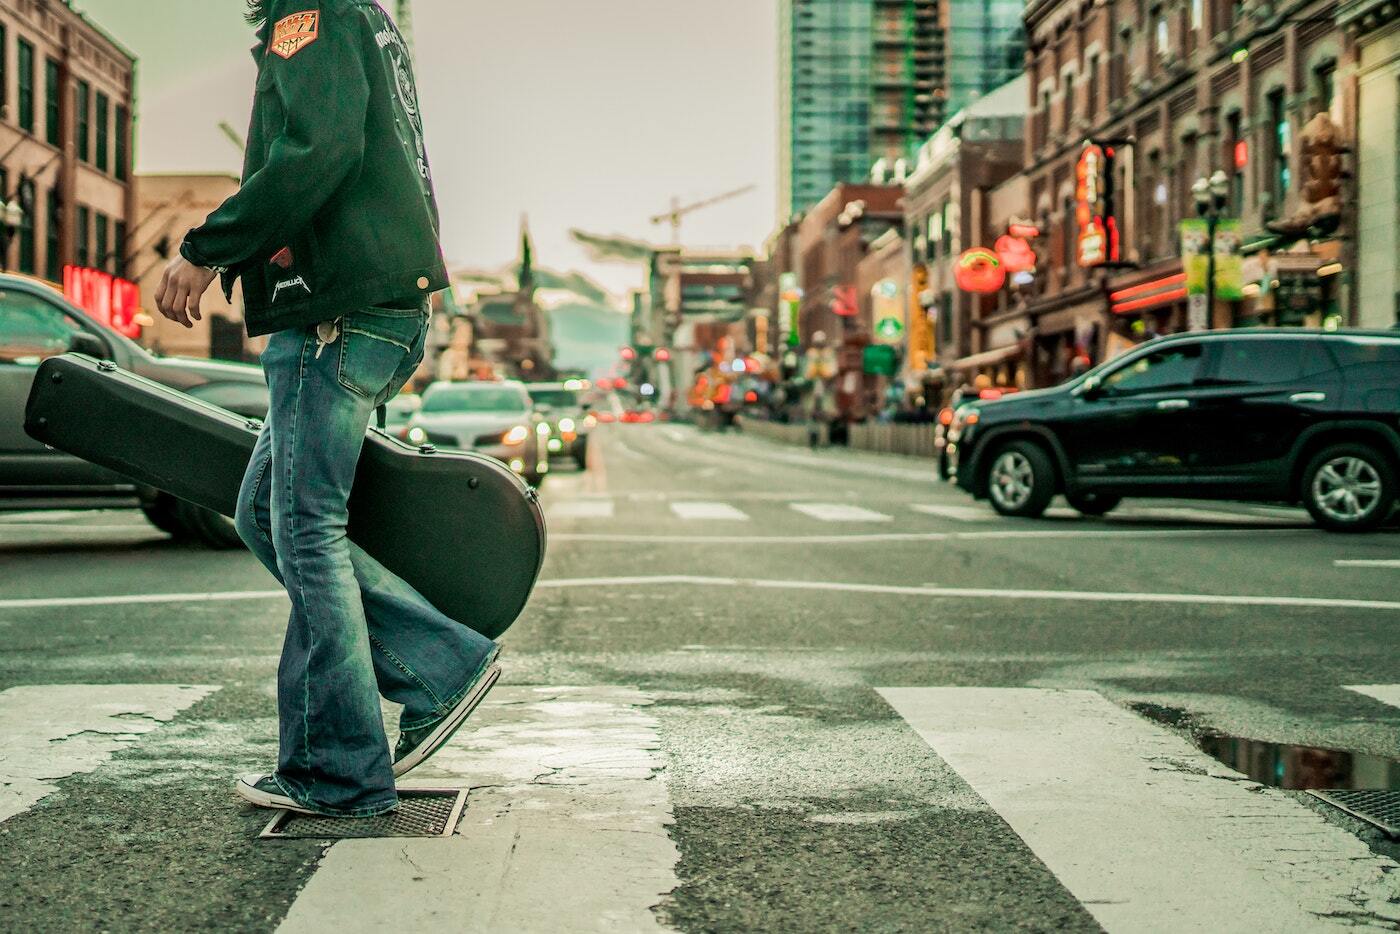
[269,11,320,59]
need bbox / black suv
[1,274,268,546]
[949,329,1400,532]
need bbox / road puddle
[1131,703,1400,790]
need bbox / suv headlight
[407,426,427,444]
[503,425,530,445]
[558,417,575,433]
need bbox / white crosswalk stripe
[0,684,217,824]
[909,503,991,522]
[790,503,893,522]
[1344,684,1400,708]
[546,499,616,519]
[880,687,1400,932]
[278,686,679,934]
[670,501,750,521]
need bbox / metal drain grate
[260,788,469,840]
[1308,790,1400,838]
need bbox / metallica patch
[269,11,320,59]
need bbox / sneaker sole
[236,778,320,816]
[393,663,502,777]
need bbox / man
[156,0,501,818]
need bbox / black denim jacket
[181,0,448,337]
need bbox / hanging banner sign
[64,266,143,339]
[871,278,904,345]
[1180,219,1210,296]
[1213,218,1243,301]
[1075,143,1120,267]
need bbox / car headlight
[407,426,427,444]
[536,422,551,436]
[583,414,597,429]
[558,417,575,433]
[503,425,530,445]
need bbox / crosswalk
[4,680,1399,931]
[541,496,1307,529]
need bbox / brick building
[0,0,134,287]
[1021,0,1353,383]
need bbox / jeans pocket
[336,310,425,399]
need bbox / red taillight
[979,389,1003,401]
[639,412,655,423]
[596,412,615,423]
[938,407,954,426]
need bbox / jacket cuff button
[417,276,430,290]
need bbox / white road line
[1344,685,1400,709]
[0,510,95,523]
[534,575,1400,611]
[790,503,893,523]
[670,501,750,521]
[547,499,616,520]
[878,687,1400,932]
[1335,559,1400,569]
[7,572,1392,613]
[550,527,1316,545]
[278,686,678,934]
[910,503,990,522]
[0,684,217,824]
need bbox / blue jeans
[236,305,498,817]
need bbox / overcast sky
[74,0,779,300]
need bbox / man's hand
[154,256,218,329]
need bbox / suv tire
[1066,491,1122,516]
[985,440,1056,519]
[174,499,246,550]
[1301,443,1396,533]
[140,494,187,537]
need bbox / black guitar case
[24,353,545,640]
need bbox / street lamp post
[1190,170,1230,329]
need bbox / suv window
[1210,338,1335,386]
[1102,343,1203,395]
[1328,338,1400,368]
[0,290,85,365]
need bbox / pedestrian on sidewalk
[154,0,501,818]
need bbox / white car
[403,380,548,486]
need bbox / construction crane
[650,185,756,246]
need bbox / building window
[1224,110,1245,215]
[44,58,60,147]
[1190,0,1203,29]
[76,206,90,267]
[18,39,34,133]
[1314,61,1336,122]
[1266,88,1290,215]
[94,212,109,273]
[45,187,60,282]
[18,178,35,274]
[1085,55,1098,118]
[95,93,110,172]
[115,106,129,181]
[1061,195,1075,272]
[75,81,90,163]
[1063,71,1075,132]
[113,220,126,278]
[1038,89,1051,148]
[941,201,953,255]
[0,25,7,122]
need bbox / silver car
[404,380,549,486]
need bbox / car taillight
[938,407,954,426]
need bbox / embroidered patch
[270,246,294,269]
[272,276,312,302]
[269,11,320,59]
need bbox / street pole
[1205,211,1217,326]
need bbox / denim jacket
[181,0,448,337]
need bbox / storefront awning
[952,344,1021,372]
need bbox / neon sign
[64,266,143,339]
[1075,143,1120,268]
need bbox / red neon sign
[1233,141,1248,169]
[64,266,143,339]
[954,248,1006,294]
[1075,144,1119,267]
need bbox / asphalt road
[2,423,1399,932]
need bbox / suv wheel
[1066,491,1122,517]
[985,441,1056,518]
[140,494,186,537]
[1301,444,1396,533]
[174,499,246,550]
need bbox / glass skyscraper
[779,0,1025,219]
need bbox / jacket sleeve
[181,2,368,272]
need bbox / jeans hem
[274,774,399,818]
[398,645,500,731]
